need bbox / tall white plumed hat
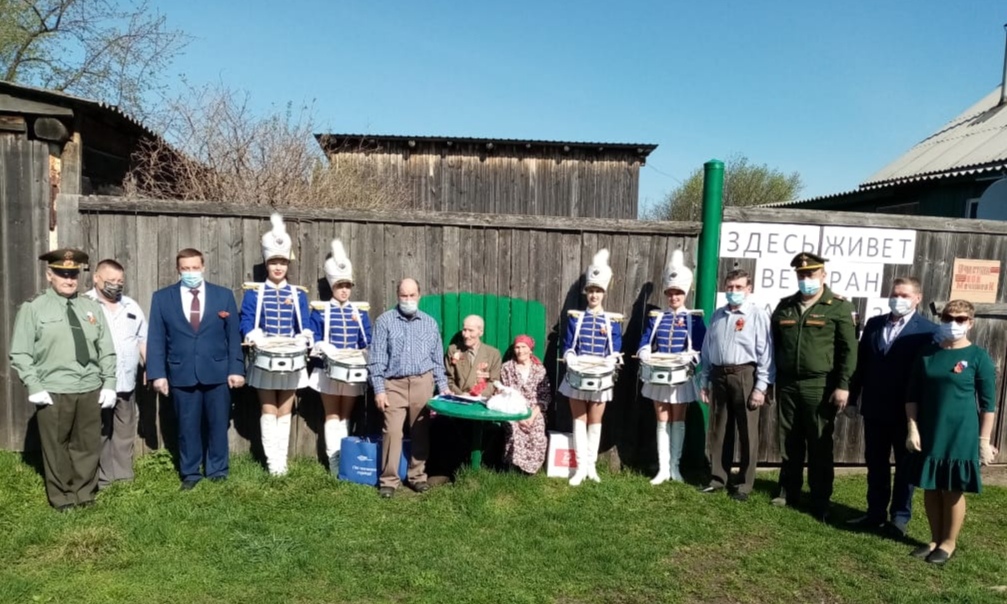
[583,249,613,292]
[324,239,353,286]
[663,249,693,295]
[261,212,293,262]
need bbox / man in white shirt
[85,259,147,487]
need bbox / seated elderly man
[429,315,504,478]
[444,315,502,397]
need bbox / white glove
[297,329,314,348]
[638,347,652,363]
[99,389,117,409]
[603,355,619,372]
[315,342,338,358]
[563,350,579,366]
[245,328,265,346]
[980,437,996,466]
[906,419,921,452]
[28,391,53,406]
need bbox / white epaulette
[690,309,704,317]
[567,310,583,318]
[243,282,308,293]
[648,310,661,317]
[568,309,624,321]
[310,301,370,311]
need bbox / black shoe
[730,491,749,502]
[811,506,830,523]
[378,487,395,499]
[846,515,885,530]
[180,480,199,491]
[909,545,934,559]
[926,548,953,565]
[885,521,909,539]
[410,481,431,494]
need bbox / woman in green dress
[906,299,998,565]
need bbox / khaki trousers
[380,373,433,488]
[708,365,761,495]
[98,390,137,487]
[36,389,101,507]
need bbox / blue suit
[147,281,244,483]
[849,310,938,528]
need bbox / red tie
[189,288,201,331]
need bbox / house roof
[862,86,1007,189]
[316,133,657,161]
[0,79,157,140]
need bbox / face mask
[99,281,124,301]
[797,278,820,296]
[888,297,912,316]
[399,300,418,316]
[937,321,969,342]
[726,291,746,306]
[180,271,203,289]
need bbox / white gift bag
[486,382,529,415]
[547,430,578,478]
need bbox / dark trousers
[99,390,137,487]
[172,383,231,482]
[708,365,760,494]
[776,378,836,511]
[36,390,101,507]
[863,414,914,527]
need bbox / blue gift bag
[338,436,409,485]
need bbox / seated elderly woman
[499,335,552,474]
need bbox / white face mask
[398,300,418,316]
[937,321,969,342]
[797,278,820,296]
[888,297,913,316]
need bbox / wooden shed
[316,134,656,219]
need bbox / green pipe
[695,159,724,320]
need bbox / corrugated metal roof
[862,86,1007,189]
[316,133,657,157]
[0,79,157,140]
[759,187,863,207]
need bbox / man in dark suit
[848,276,937,535]
[147,248,245,490]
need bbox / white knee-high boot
[651,421,671,485]
[670,421,686,482]
[586,423,602,483]
[324,418,341,474]
[275,414,292,476]
[569,419,588,486]
[260,414,278,475]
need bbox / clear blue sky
[151,1,1007,213]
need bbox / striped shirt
[85,289,148,392]
[700,300,775,392]
[368,307,448,394]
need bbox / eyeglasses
[940,315,971,324]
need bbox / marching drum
[640,354,691,387]
[324,350,369,384]
[566,359,615,392]
[250,337,308,373]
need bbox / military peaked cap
[790,252,826,271]
[39,248,89,270]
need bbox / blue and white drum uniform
[639,309,706,404]
[559,309,624,403]
[240,280,312,390]
[307,300,372,397]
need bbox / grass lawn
[1,451,1005,604]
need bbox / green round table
[427,396,531,469]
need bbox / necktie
[66,299,89,366]
[189,288,201,331]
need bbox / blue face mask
[180,271,203,288]
[726,291,746,306]
[797,278,820,296]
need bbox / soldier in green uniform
[9,249,117,511]
[770,252,857,521]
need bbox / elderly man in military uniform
[9,249,118,511]
[770,252,857,521]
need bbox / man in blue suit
[847,276,937,536]
[147,248,245,490]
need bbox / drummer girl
[637,249,706,485]
[307,239,371,476]
[240,213,312,476]
[559,249,623,486]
